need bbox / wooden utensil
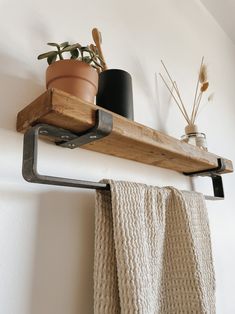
[92,28,108,71]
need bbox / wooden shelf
[17,88,233,174]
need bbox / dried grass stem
[159,57,210,126]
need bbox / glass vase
[181,124,208,151]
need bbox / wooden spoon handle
[92,28,108,70]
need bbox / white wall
[200,0,235,44]
[0,0,234,313]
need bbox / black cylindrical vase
[96,69,134,120]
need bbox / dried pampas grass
[159,57,213,125]
[199,64,208,83]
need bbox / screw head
[68,143,76,148]
[61,135,70,139]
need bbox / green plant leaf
[62,43,81,52]
[47,42,60,48]
[80,46,91,53]
[60,41,69,48]
[70,49,79,59]
[92,58,103,68]
[37,51,57,60]
[96,54,104,62]
[91,65,100,70]
[83,56,92,64]
[38,41,102,69]
[47,53,57,64]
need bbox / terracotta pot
[46,60,98,103]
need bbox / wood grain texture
[17,88,233,174]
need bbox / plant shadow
[130,56,171,132]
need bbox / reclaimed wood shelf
[17,88,233,174]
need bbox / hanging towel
[94,180,215,314]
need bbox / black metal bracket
[56,109,113,149]
[22,109,226,200]
[22,110,112,190]
[183,158,225,200]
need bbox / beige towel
[94,181,215,314]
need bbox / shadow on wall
[30,189,95,314]
[0,53,44,131]
[129,56,171,133]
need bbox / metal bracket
[22,109,112,190]
[22,109,226,200]
[57,109,113,149]
[184,158,225,200]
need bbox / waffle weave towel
[94,180,215,313]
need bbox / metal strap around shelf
[22,109,225,200]
[184,158,225,200]
[22,110,112,190]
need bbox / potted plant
[37,42,104,103]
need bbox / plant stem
[192,92,203,123]
[57,46,64,60]
[161,60,190,122]
[173,81,190,122]
[190,56,204,122]
[159,73,190,123]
